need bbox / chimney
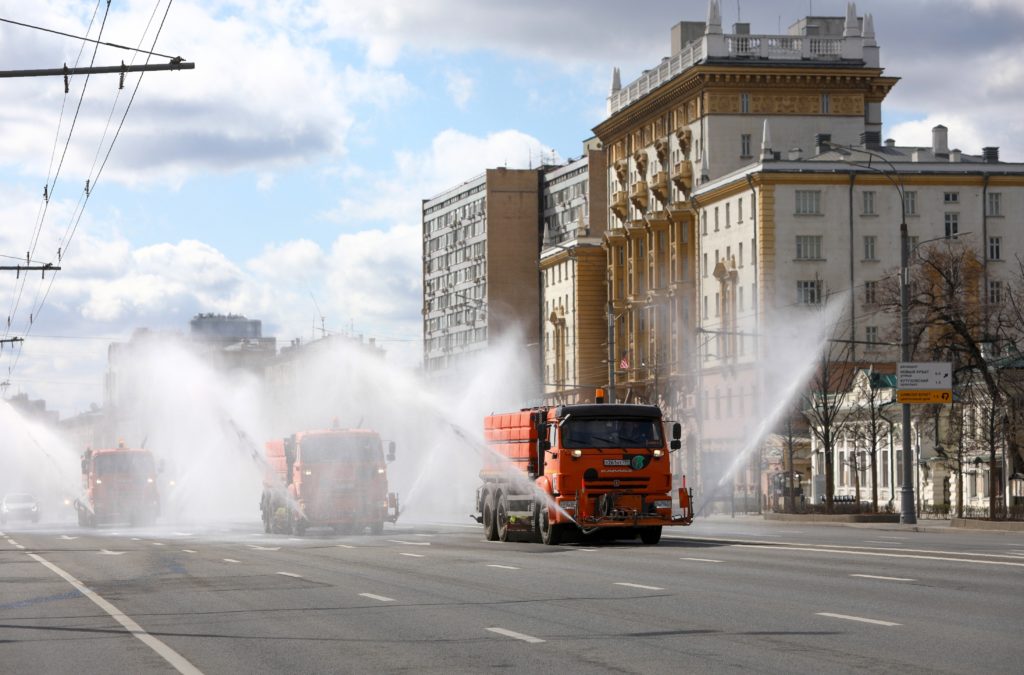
[950,149,962,163]
[860,130,882,148]
[788,147,804,160]
[932,125,949,157]
[884,138,896,148]
[982,146,1000,163]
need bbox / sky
[1,0,1023,419]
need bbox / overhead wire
[0,15,180,61]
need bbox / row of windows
[791,234,1005,262]
[793,189,1005,217]
[701,197,752,235]
[424,197,486,232]
[425,327,489,352]
[543,181,587,209]
[425,219,486,252]
[794,277,1005,308]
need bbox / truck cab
[75,444,160,527]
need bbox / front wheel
[639,526,662,545]
[482,490,498,541]
[540,505,562,546]
[496,492,510,542]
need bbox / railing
[608,41,704,114]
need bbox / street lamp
[823,141,916,525]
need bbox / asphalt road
[1,516,1021,674]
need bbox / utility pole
[0,263,61,278]
[0,60,194,81]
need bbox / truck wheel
[482,491,498,541]
[496,492,510,542]
[639,526,662,545]
[540,506,562,546]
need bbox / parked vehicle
[74,444,160,527]
[261,423,399,535]
[476,393,693,545]
[1,493,40,524]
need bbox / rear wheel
[540,505,562,546]
[639,526,662,545]
[496,492,510,542]
[482,490,498,541]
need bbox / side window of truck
[549,424,558,451]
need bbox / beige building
[422,168,542,383]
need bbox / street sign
[897,362,952,405]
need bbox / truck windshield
[561,418,663,449]
[300,434,380,463]
[95,452,155,475]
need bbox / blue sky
[1,0,1023,416]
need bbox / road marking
[863,540,898,544]
[98,549,125,556]
[413,533,435,537]
[152,542,165,547]
[878,536,905,540]
[388,540,430,546]
[335,544,355,549]
[359,593,395,602]
[487,564,519,570]
[182,549,197,554]
[59,535,78,540]
[223,558,241,564]
[680,557,723,563]
[399,552,424,558]
[131,537,141,541]
[575,548,598,552]
[277,572,302,578]
[731,544,1024,567]
[851,574,915,582]
[487,627,545,644]
[173,532,194,537]
[246,545,281,551]
[27,552,203,674]
[817,612,901,627]
[614,582,664,591]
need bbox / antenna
[309,292,326,338]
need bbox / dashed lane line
[680,557,723,563]
[851,574,915,582]
[487,627,545,644]
[399,553,425,558]
[27,552,203,674]
[222,558,241,564]
[732,543,1024,567]
[817,612,901,627]
[388,540,430,546]
[182,549,197,554]
[487,564,519,570]
[277,572,302,578]
[614,582,664,591]
[359,593,395,602]
[335,544,355,549]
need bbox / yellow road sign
[897,389,952,404]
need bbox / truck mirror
[540,438,551,452]
[672,422,682,440]
[387,441,396,462]
[670,439,682,451]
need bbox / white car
[1,493,40,524]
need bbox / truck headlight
[377,468,385,474]
[304,469,313,476]
[652,449,664,458]
[653,500,671,509]
[147,477,154,483]
[571,449,583,458]
[95,478,102,484]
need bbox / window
[715,292,720,317]
[725,203,731,228]
[741,134,752,157]
[944,212,959,238]
[701,211,707,235]
[989,236,1002,261]
[904,191,917,216]
[795,190,821,215]
[796,235,822,260]
[714,207,720,231]
[863,235,877,261]
[864,280,877,304]
[737,197,744,222]
[739,242,744,267]
[862,191,876,215]
[703,253,708,277]
[866,326,879,346]
[741,92,750,113]
[988,192,1002,216]
[797,280,821,304]
[821,93,830,114]
[739,286,744,311]
[703,295,708,318]
[944,191,959,204]
[989,280,1003,305]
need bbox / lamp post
[824,141,916,524]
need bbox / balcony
[629,181,649,212]
[611,190,629,221]
[672,161,693,194]
[650,171,670,206]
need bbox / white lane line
[399,552,424,558]
[732,544,1024,567]
[851,574,915,582]
[152,543,165,547]
[863,540,898,544]
[388,540,430,546]
[223,558,241,564]
[487,564,519,570]
[277,572,302,578]
[359,593,395,602]
[182,549,197,554]
[335,544,355,549]
[59,535,78,540]
[614,582,664,591]
[131,538,141,541]
[173,532,194,537]
[487,627,545,644]
[413,533,435,537]
[817,612,901,627]
[98,549,125,556]
[575,548,598,552]
[27,552,203,674]
[246,545,281,551]
[680,557,723,563]
[878,536,905,540]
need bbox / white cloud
[445,70,474,109]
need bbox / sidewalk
[701,512,1024,534]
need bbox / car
[1,493,40,524]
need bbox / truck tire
[496,492,510,542]
[639,526,662,545]
[540,505,562,546]
[482,491,498,541]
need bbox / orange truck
[74,444,160,527]
[261,425,399,535]
[477,398,693,545]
